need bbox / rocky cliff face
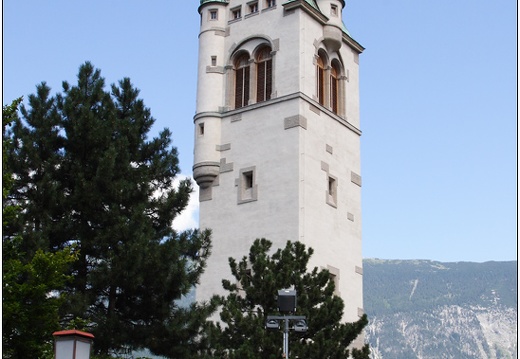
[363,260,517,359]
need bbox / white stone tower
[193,0,364,325]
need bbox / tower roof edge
[199,0,228,6]
[199,0,228,14]
[283,0,346,11]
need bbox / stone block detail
[220,158,233,173]
[309,103,321,115]
[283,8,296,16]
[231,115,242,122]
[217,143,231,151]
[199,186,212,202]
[272,38,280,52]
[214,29,227,37]
[206,65,225,74]
[321,161,329,172]
[351,171,362,187]
[326,265,341,296]
[326,144,333,154]
[346,69,350,82]
[347,212,355,221]
[284,115,307,130]
[355,266,363,275]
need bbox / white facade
[193,0,364,325]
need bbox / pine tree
[5,63,212,356]
[204,238,370,359]
[3,97,77,359]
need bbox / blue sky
[3,1,517,262]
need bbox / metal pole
[282,330,286,357]
[283,317,289,358]
[267,314,305,358]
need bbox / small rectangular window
[238,167,258,204]
[232,7,242,20]
[328,177,335,195]
[330,273,339,295]
[244,171,253,189]
[327,265,340,296]
[242,171,254,199]
[211,56,217,66]
[198,123,205,136]
[330,4,338,17]
[249,2,258,13]
[209,9,218,20]
[327,175,337,207]
[267,0,276,8]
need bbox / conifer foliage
[4,62,212,357]
[204,238,370,359]
[3,97,77,358]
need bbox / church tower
[193,0,364,325]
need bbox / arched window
[316,51,344,116]
[316,55,325,106]
[330,63,339,114]
[256,46,272,103]
[235,54,250,108]
[229,40,275,109]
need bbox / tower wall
[195,0,364,324]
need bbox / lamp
[53,330,94,359]
[293,319,308,333]
[267,289,307,357]
[277,288,296,314]
[266,318,280,330]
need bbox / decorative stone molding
[206,65,225,74]
[321,161,329,172]
[351,171,362,187]
[309,103,321,115]
[217,143,231,151]
[284,115,307,130]
[199,186,213,202]
[272,38,280,51]
[214,29,227,37]
[326,144,333,154]
[220,158,233,173]
[193,161,220,188]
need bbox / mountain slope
[363,259,517,359]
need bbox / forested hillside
[363,259,517,359]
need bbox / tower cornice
[342,32,364,54]
[283,0,364,53]
[283,0,329,23]
[193,92,362,136]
